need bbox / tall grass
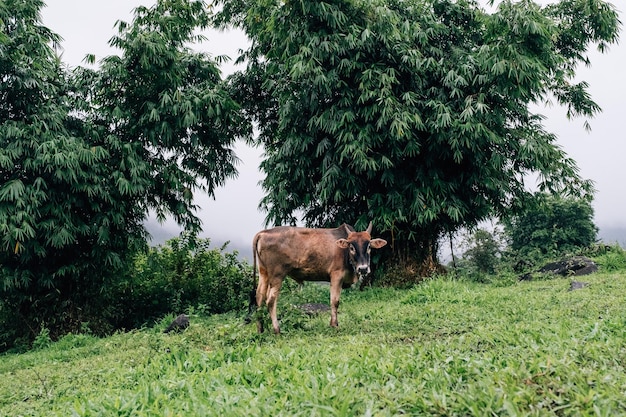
[2,271,626,416]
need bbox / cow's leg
[266,278,283,334]
[255,267,269,333]
[329,275,343,327]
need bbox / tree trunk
[374,227,445,286]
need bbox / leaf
[0,180,25,202]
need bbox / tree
[0,0,248,347]
[0,0,123,343]
[503,193,598,259]
[76,0,250,231]
[459,227,505,276]
[217,0,620,274]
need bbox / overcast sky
[41,1,625,258]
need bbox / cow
[251,222,387,334]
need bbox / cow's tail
[245,233,261,323]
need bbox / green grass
[3,272,626,416]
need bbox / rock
[518,256,598,281]
[538,256,598,277]
[518,272,533,281]
[569,281,589,291]
[163,314,190,333]
[298,303,330,316]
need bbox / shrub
[31,327,53,351]
[503,193,598,259]
[460,228,505,274]
[590,244,626,272]
[448,227,511,283]
[112,235,253,330]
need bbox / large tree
[217,0,620,271]
[0,0,248,345]
[77,0,250,230]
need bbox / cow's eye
[349,244,356,254]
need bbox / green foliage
[503,193,598,259]
[113,236,253,329]
[452,227,507,282]
[0,0,144,349]
[0,0,250,350]
[590,244,626,272]
[4,270,626,415]
[217,0,620,270]
[76,0,251,231]
[31,327,52,351]
[469,230,498,271]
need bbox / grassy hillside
[3,272,626,416]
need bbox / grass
[2,271,626,416]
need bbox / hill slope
[2,272,626,416]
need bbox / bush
[503,193,598,259]
[0,261,128,352]
[0,235,253,352]
[112,235,253,329]
[461,228,504,274]
[448,227,511,283]
[589,244,626,272]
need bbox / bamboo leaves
[220,0,620,265]
[0,0,248,341]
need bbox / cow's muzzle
[353,267,370,290]
[357,265,370,276]
[356,266,370,283]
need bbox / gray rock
[538,256,598,277]
[569,281,589,291]
[163,314,189,333]
[298,303,331,316]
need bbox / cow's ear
[370,238,387,249]
[336,239,350,248]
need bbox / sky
[41,0,625,259]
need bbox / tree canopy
[0,0,249,342]
[217,0,620,268]
[78,0,250,230]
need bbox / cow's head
[336,222,387,282]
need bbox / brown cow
[252,222,387,334]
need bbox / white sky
[41,0,625,257]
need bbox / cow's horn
[366,221,373,234]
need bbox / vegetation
[1,0,142,345]
[216,0,620,270]
[455,227,506,279]
[0,0,248,347]
[3,267,626,416]
[0,0,622,353]
[449,193,598,280]
[0,234,252,352]
[593,244,626,272]
[112,236,253,330]
[503,193,598,259]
